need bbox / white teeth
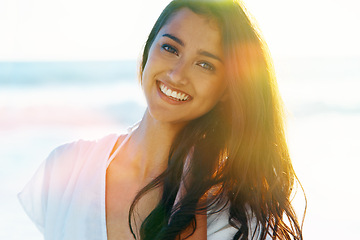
[159,82,190,101]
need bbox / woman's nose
[167,59,189,86]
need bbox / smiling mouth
[157,81,191,102]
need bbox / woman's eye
[198,62,215,72]
[161,44,178,55]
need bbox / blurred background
[0,0,359,239]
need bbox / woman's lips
[156,81,192,103]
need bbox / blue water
[1,57,359,239]
[0,60,137,86]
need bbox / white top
[18,128,267,240]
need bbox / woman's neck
[124,110,186,181]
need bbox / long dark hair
[130,0,305,239]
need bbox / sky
[0,0,359,61]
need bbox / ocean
[1,57,359,239]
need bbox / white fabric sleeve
[207,206,273,240]
[18,159,48,233]
[207,207,238,240]
[17,145,67,234]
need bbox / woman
[19,0,305,239]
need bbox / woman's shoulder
[17,132,128,234]
[49,134,121,163]
[55,133,120,152]
[40,133,123,183]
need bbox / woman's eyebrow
[162,33,184,46]
[198,50,223,63]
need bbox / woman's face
[142,8,227,125]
